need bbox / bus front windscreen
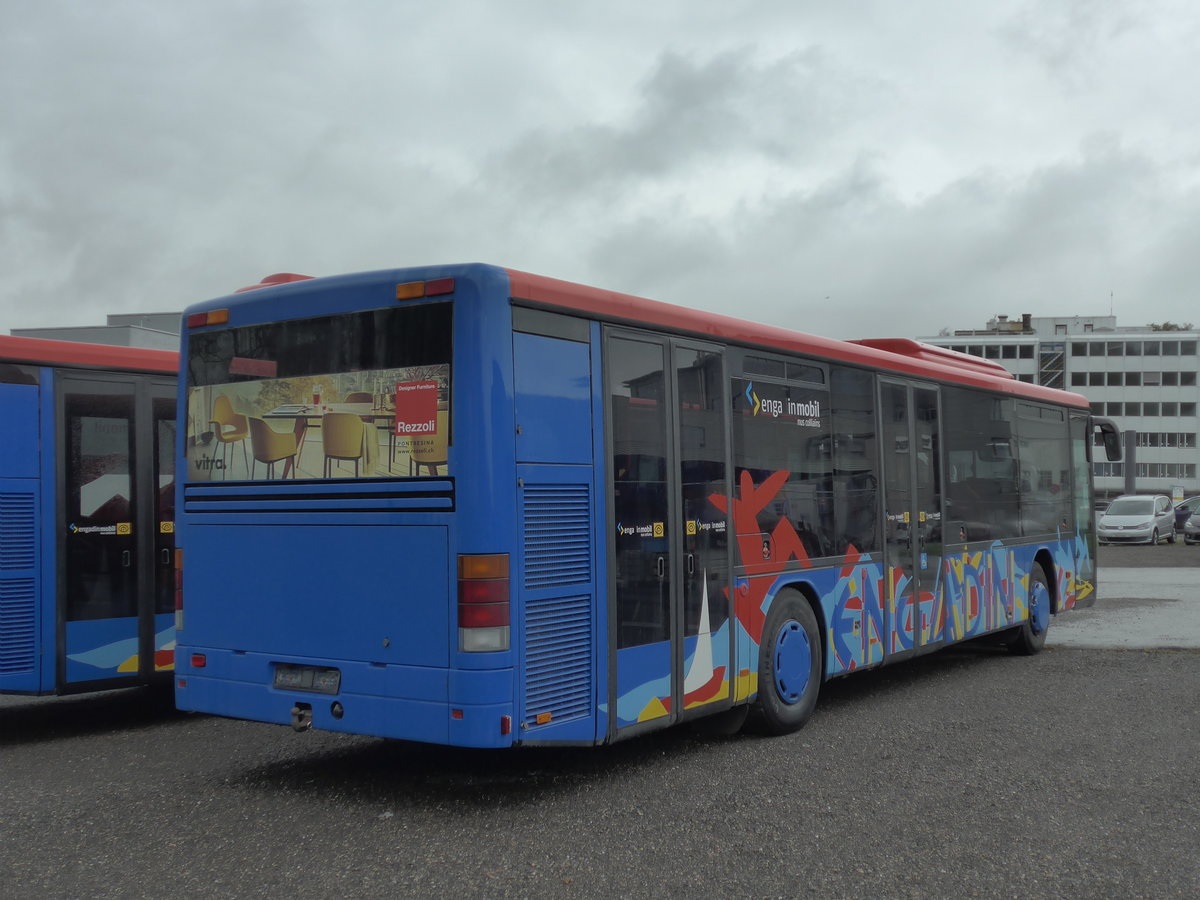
[185,303,452,482]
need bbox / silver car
[1097,494,1177,545]
[1184,510,1200,545]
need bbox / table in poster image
[263,402,393,476]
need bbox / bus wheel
[1008,564,1051,656]
[752,593,821,735]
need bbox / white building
[11,312,181,350]
[922,314,1199,500]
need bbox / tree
[1146,321,1194,331]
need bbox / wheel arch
[765,577,828,681]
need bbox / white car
[1097,494,1177,545]
[1185,510,1200,545]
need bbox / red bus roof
[0,334,178,374]
[504,268,1089,409]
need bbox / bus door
[879,380,944,657]
[606,333,732,737]
[1069,411,1097,607]
[58,373,175,690]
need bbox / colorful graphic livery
[173,264,1118,746]
[0,336,177,696]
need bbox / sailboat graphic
[681,571,726,708]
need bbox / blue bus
[173,264,1119,746]
[0,336,177,695]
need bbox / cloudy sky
[3,1,1199,341]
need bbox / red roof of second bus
[0,334,178,373]
[504,268,1089,408]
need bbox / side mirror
[1093,417,1121,462]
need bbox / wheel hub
[1029,579,1050,635]
[773,620,812,704]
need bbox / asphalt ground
[1097,538,1200,568]
[1,544,1196,899]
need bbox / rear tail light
[457,554,509,652]
[396,278,456,301]
[174,548,184,631]
[186,308,230,328]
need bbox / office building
[11,312,181,350]
[922,314,1198,499]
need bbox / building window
[1144,372,1162,386]
[1162,371,1178,386]
[1182,403,1197,416]
[1002,345,1017,359]
[1181,372,1196,387]
[1125,402,1141,415]
[1180,340,1197,355]
[1144,341,1160,356]
[1084,323,1094,332]
[1126,372,1142,386]
[1106,341,1123,356]
[1071,342,1088,357]
[985,344,1000,359]
[1162,341,1179,355]
[1106,372,1123,386]
[1106,402,1123,415]
[1126,341,1142,356]
[1071,372,1086,386]
[950,345,966,354]
[968,346,983,357]
[1089,342,1105,356]
[1088,372,1104,386]
[1163,402,1178,416]
[1056,324,1068,335]
[1016,373,1035,383]
[1144,402,1160,416]
[1019,345,1034,359]
[1090,402,1104,415]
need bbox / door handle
[687,553,695,576]
[161,548,172,566]
[656,556,666,581]
[122,550,132,567]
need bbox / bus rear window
[185,303,452,482]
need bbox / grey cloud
[480,46,865,205]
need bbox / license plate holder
[273,663,341,694]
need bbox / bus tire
[751,592,821,735]
[1007,564,1051,656]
